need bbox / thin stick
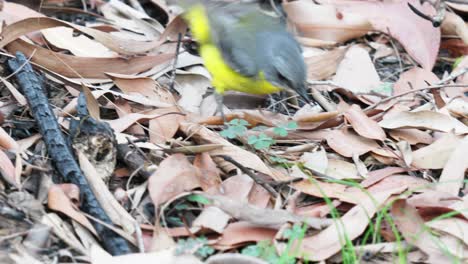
[216,155,279,197]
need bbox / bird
[183,1,309,118]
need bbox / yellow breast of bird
[199,44,282,95]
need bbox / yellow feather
[184,4,282,95]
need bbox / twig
[216,155,279,197]
[408,1,446,27]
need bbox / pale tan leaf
[0,127,19,151]
[412,133,462,169]
[148,154,201,206]
[379,111,468,134]
[391,199,458,262]
[325,129,379,157]
[344,104,386,140]
[47,184,97,236]
[283,1,371,45]
[81,85,100,120]
[437,136,468,196]
[332,45,381,94]
[296,187,406,261]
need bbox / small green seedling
[220,118,249,139]
[248,133,276,150]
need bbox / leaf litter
[0,0,467,263]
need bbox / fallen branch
[8,52,131,255]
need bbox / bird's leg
[214,92,227,124]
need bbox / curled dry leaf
[325,129,380,157]
[6,38,173,78]
[47,184,97,236]
[391,199,462,262]
[283,1,371,45]
[0,149,18,187]
[193,153,222,192]
[441,12,468,45]
[379,110,468,134]
[341,0,440,70]
[148,107,185,144]
[215,222,277,249]
[106,73,176,104]
[148,154,201,206]
[361,167,407,188]
[295,186,406,261]
[304,47,348,80]
[389,128,433,145]
[344,104,386,140]
[192,206,230,234]
[332,45,381,94]
[437,136,468,196]
[412,133,462,169]
[0,127,19,150]
[205,194,331,229]
[393,67,440,98]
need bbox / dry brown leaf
[325,129,379,157]
[441,12,468,45]
[437,136,468,196]
[412,133,462,169]
[304,47,348,80]
[0,17,167,55]
[0,127,19,151]
[391,199,460,262]
[0,77,27,106]
[193,153,222,192]
[0,2,44,25]
[220,174,254,201]
[379,111,468,134]
[325,159,360,180]
[341,0,440,70]
[206,194,330,229]
[394,67,440,97]
[361,167,407,188]
[426,217,468,246]
[215,222,277,248]
[106,112,167,133]
[6,38,173,78]
[81,85,100,120]
[389,128,433,145]
[148,154,201,206]
[332,45,381,94]
[301,148,328,174]
[47,184,97,235]
[283,1,371,45]
[107,73,176,104]
[344,104,386,140]
[179,122,279,179]
[148,107,185,144]
[0,149,18,187]
[192,206,230,234]
[295,186,406,261]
